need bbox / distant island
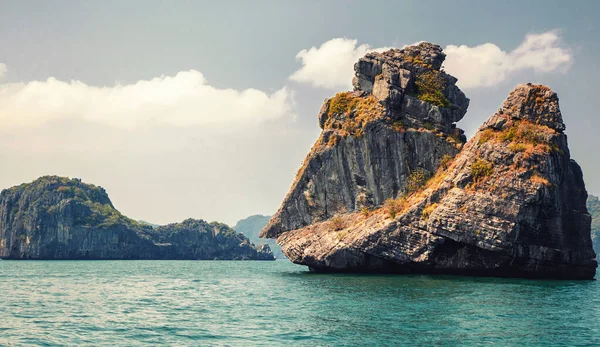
[233,215,284,259]
[588,195,600,260]
[0,176,274,260]
[261,42,597,279]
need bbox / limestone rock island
[0,176,275,260]
[261,43,597,279]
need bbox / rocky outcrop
[262,43,597,279]
[352,42,468,131]
[263,43,468,239]
[0,176,274,260]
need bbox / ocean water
[0,260,598,346]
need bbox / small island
[261,43,597,279]
[0,176,274,260]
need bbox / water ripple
[0,260,598,346]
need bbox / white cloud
[289,38,388,90]
[0,63,6,79]
[290,31,572,90]
[0,70,294,128]
[444,31,572,89]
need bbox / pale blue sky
[0,1,599,225]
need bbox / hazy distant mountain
[588,195,600,260]
[233,215,284,259]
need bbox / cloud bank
[0,70,293,128]
[289,38,388,90]
[0,31,571,130]
[444,31,572,89]
[289,31,572,90]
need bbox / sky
[1,0,599,226]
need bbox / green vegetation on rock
[323,92,385,139]
[17,176,140,229]
[478,120,558,158]
[470,159,493,182]
[415,71,450,108]
[407,169,430,193]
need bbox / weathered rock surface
[352,42,469,131]
[0,176,274,260]
[262,42,597,279]
[263,43,468,239]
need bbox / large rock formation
[262,43,597,279]
[263,43,469,237]
[0,176,274,260]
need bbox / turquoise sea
[0,260,598,346]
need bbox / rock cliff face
[262,43,597,279]
[263,43,468,238]
[0,176,274,260]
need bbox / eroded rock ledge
[262,42,597,279]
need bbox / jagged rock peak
[314,42,470,151]
[359,42,446,76]
[350,42,469,128]
[492,83,565,132]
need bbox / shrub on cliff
[422,203,439,220]
[479,120,558,158]
[324,92,384,138]
[415,71,450,108]
[384,197,407,219]
[330,216,345,231]
[470,159,493,182]
[57,186,71,193]
[407,169,429,193]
